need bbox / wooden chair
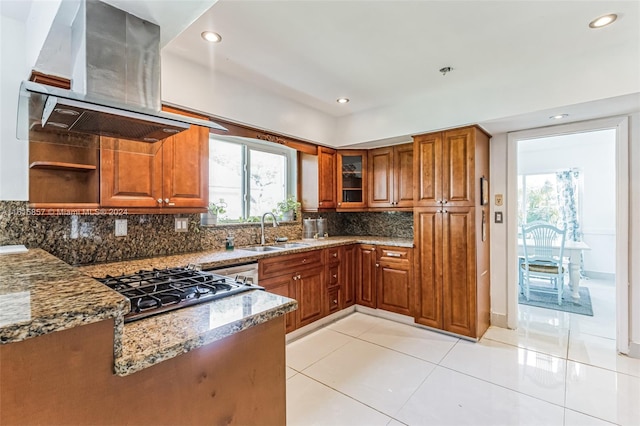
[520,222,567,305]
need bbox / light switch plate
[175,217,189,233]
[495,194,504,206]
[115,219,127,237]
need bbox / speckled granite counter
[0,249,129,344]
[77,236,414,276]
[117,290,296,375]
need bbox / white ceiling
[162,0,640,140]
[4,0,639,143]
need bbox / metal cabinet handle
[297,274,301,279]
[332,252,338,258]
[387,252,402,258]
[302,258,307,263]
[157,198,163,204]
[333,299,338,304]
[332,274,337,279]
[164,198,170,204]
[436,209,442,213]
[375,263,380,267]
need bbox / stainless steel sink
[239,246,283,252]
[273,243,310,249]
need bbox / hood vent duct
[17,0,225,143]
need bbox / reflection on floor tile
[287,374,390,426]
[286,328,354,371]
[359,318,459,364]
[568,332,640,377]
[565,360,640,425]
[396,366,564,426]
[286,275,635,426]
[440,339,567,405]
[303,339,436,416]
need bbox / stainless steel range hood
[17,0,225,143]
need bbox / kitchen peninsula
[0,249,296,425]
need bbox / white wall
[0,14,29,200]
[161,50,337,146]
[518,130,616,274]
[490,113,640,355]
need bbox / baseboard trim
[285,306,355,343]
[628,341,640,359]
[491,312,509,329]
[583,271,615,281]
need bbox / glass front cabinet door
[337,150,367,209]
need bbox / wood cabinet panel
[443,129,474,206]
[100,139,163,207]
[414,132,442,206]
[368,147,393,207]
[342,245,357,307]
[414,208,443,328]
[394,143,414,207]
[318,146,337,209]
[327,287,340,315]
[442,207,477,337]
[261,274,296,333]
[356,245,377,308]
[162,124,209,207]
[297,266,325,327]
[377,262,412,316]
[259,250,323,279]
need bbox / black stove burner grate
[96,267,261,322]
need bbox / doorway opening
[507,116,629,354]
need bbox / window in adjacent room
[208,137,296,222]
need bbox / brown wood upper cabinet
[301,146,337,211]
[336,150,367,209]
[368,143,414,208]
[100,107,209,209]
[414,126,488,207]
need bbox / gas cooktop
[96,266,262,322]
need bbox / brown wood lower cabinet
[0,318,286,425]
[414,206,490,338]
[296,266,325,327]
[356,245,377,307]
[341,244,357,307]
[260,274,296,333]
[376,247,413,316]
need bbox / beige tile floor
[286,278,640,425]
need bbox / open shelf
[30,161,97,172]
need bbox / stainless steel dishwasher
[204,262,259,285]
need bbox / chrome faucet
[260,212,280,245]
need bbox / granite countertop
[0,236,408,376]
[77,236,414,276]
[0,249,129,344]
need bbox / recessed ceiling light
[589,14,618,28]
[337,98,350,104]
[550,114,569,120]
[201,31,222,43]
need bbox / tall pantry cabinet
[413,126,491,339]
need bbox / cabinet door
[337,150,367,209]
[414,207,443,328]
[442,207,477,337]
[356,245,377,308]
[161,125,209,208]
[442,128,474,206]
[394,143,414,207]
[318,147,337,209]
[342,245,357,307]
[368,147,393,208]
[414,132,442,206]
[100,138,163,207]
[377,261,412,316]
[296,265,325,328]
[261,274,296,333]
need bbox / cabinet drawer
[259,250,323,279]
[327,247,341,264]
[327,287,340,314]
[378,247,412,263]
[328,265,340,287]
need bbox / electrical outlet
[495,194,504,206]
[115,219,127,237]
[495,212,503,224]
[175,217,188,233]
